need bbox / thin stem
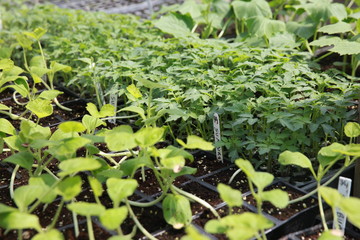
[171,185,220,219]
[48,199,64,229]
[73,210,80,237]
[125,199,157,240]
[127,188,167,207]
[288,164,349,204]
[228,168,242,184]
[86,216,95,240]
[12,91,27,106]
[10,165,20,199]
[318,183,328,231]
[100,114,138,121]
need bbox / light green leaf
[251,171,274,191]
[58,157,102,177]
[100,207,128,230]
[59,121,86,133]
[340,197,360,229]
[88,176,103,198]
[163,194,192,229]
[247,16,286,38]
[26,98,53,118]
[106,178,138,207]
[235,159,255,178]
[0,59,14,70]
[310,36,342,47]
[134,75,168,89]
[318,22,353,34]
[67,202,105,216]
[344,122,360,138]
[176,135,214,151]
[33,229,64,240]
[48,137,91,159]
[29,175,57,203]
[24,27,47,40]
[20,120,51,141]
[14,185,43,212]
[105,125,137,151]
[126,84,142,99]
[135,127,164,148]
[319,186,343,208]
[0,211,42,232]
[318,230,343,240]
[0,104,10,110]
[181,225,211,240]
[278,151,313,170]
[82,114,106,132]
[331,40,360,55]
[50,61,72,73]
[317,143,345,167]
[39,90,62,100]
[57,176,82,201]
[120,106,146,120]
[0,118,16,135]
[218,183,242,207]
[261,189,289,209]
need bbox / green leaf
[134,75,168,89]
[251,171,274,191]
[106,178,138,207]
[135,127,164,148]
[87,176,103,198]
[310,36,342,47]
[0,103,10,110]
[67,202,105,216]
[4,152,34,170]
[105,125,137,151]
[50,61,72,73]
[318,22,353,35]
[0,118,16,135]
[126,84,142,99]
[235,159,255,178]
[59,121,86,133]
[154,12,196,38]
[0,59,14,70]
[176,135,214,151]
[247,16,286,38]
[86,103,115,118]
[26,98,53,118]
[163,194,192,229]
[29,175,57,203]
[57,176,82,201]
[217,183,242,207]
[181,225,211,240]
[261,189,289,209]
[120,106,146,120]
[24,27,47,41]
[331,40,360,55]
[100,207,128,230]
[232,0,272,19]
[48,137,91,159]
[319,186,343,208]
[344,122,360,138]
[58,157,102,177]
[278,151,313,170]
[33,229,64,240]
[120,155,153,176]
[0,211,42,232]
[20,120,51,141]
[14,185,43,212]
[82,114,106,132]
[317,143,345,167]
[39,90,62,100]
[340,197,360,229]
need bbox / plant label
[333,176,352,231]
[213,113,223,162]
[108,86,118,124]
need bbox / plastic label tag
[108,85,118,124]
[333,176,352,231]
[95,82,105,106]
[213,113,223,162]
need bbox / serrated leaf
[154,12,196,38]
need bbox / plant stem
[48,199,64,229]
[171,185,220,219]
[318,183,328,231]
[10,164,20,199]
[288,164,349,204]
[86,216,95,240]
[127,188,167,207]
[125,199,157,240]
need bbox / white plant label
[333,176,352,231]
[213,113,223,162]
[108,85,118,124]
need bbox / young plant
[278,122,360,232]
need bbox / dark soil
[187,152,232,177]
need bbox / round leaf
[59,121,86,133]
[100,207,128,230]
[58,157,102,177]
[163,194,192,229]
[106,178,138,207]
[218,183,242,207]
[67,202,105,216]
